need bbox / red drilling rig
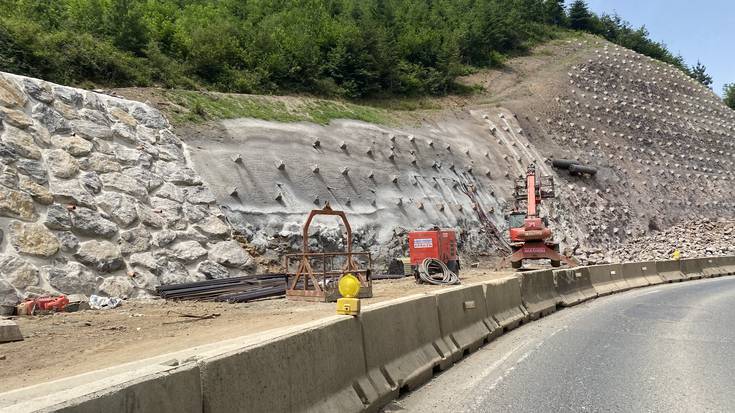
[506,163,576,269]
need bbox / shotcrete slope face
[181,40,735,266]
[0,72,254,302]
[184,114,532,256]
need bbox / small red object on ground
[18,296,70,315]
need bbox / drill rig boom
[507,164,575,269]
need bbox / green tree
[690,61,713,88]
[0,0,715,98]
[568,0,593,31]
[544,0,567,26]
[106,0,148,55]
[724,83,735,110]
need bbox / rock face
[0,72,248,298]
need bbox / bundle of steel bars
[156,274,287,303]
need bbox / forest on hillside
[0,0,718,98]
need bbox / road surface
[386,276,735,412]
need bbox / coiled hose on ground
[416,258,460,285]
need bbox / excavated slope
[1,37,734,301]
[176,37,735,266]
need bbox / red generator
[408,227,460,273]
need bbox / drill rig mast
[507,163,576,269]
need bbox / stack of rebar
[156,274,287,303]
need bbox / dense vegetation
[0,0,715,98]
[725,84,735,110]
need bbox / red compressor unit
[408,227,460,273]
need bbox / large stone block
[0,320,23,343]
[8,221,60,257]
[0,187,37,221]
[74,240,124,273]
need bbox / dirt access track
[0,267,513,391]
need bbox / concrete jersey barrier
[553,267,596,307]
[656,260,684,282]
[6,257,735,413]
[484,277,528,330]
[200,316,371,413]
[519,270,559,319]
[620,262,652,289]
[700,257,724,278]
[359,294,452,405]
[722,256,735,275]
[433,285,496,362]
[587,264,628,295]
[0,357,203,413]
[680,258,704,280]
[714,257,732,276]
[636,261,665,285]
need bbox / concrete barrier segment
[54,366,202,413]
[200,315,370,413]
[553,267,596,307]
[680,258,704,280]
[519,270,560,319]
[359,294,452,405]
[722,256,735,275]
[606,264,631,292]
[656,260,684,282]
[700,257,725,277]
[483,277,529,331]
[715,257,733,276]
[620,262,651,289]
[433,285,493,362]
[2,363,202,413]
[636,261,666,285]
[587,264,629,295]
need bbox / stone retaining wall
[0,72,253,303]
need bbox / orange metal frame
[285,202,372,302]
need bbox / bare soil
[0,267,515,391]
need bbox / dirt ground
[0,267,516,391]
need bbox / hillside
[113,34,734,267]
[0,33,733,309]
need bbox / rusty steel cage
[285,202,373,302]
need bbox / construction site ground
[0,266,515,392]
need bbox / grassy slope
[118,32,593,127]
[162,90,395,125]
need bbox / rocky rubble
[0,72,254,306]
[609,219,735,262]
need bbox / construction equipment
[506,163,576,269]
[284,202,372,302]
[408,228,461,285]
[408,227,460,273]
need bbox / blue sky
[570,0,734,96]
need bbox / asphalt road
[386,276,735,413]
